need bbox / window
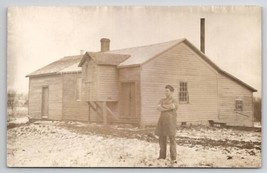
[76,78,82,100]
[179,82,189,103]
[235,99,243,111]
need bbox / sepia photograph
[6,6,261,167]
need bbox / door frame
[119,81,137,119]
[41,86,49,119]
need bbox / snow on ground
[8,116,29,125]
[176,126,261,142]
[7,121,261,167]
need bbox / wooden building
[77,38,257,127]
[27,38,257,127]
[26,55,89,121]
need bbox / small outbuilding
[26,55,89,121]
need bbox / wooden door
[41,87,49,118]
[120,82,136,117]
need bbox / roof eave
[26,71,81,78]
[219,70,257,92]
[26,72,58,78]
[97,63,118,66]
[117,64,141,69]
[78,52,91,67]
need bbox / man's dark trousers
[159,135,177,160]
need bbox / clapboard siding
[81,60,98,101]
[141,42,218,126]
[218,73,254,127]
[28,75,63,120]
[119,67,140,81]
[81,60,119,101]
[97,66,119,101]
[62,74,89,121]
[27,39,255,127]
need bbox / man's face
[165,88,172,97]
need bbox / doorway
[120,82,136,118]
[41,86,49,119]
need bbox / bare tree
[7,90,17,116]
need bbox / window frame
[179,81,189,104]
[235,99,243,111]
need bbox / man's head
[165,85,174,97]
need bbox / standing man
[155,85,178,160]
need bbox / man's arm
[157,99,176,112]
[157,105,170,111]
[156,99,168,111]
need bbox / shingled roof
[107,38,256,92]
[26,55,82,77]
[78,52,130,67]
[110,39,184,67]
[26,38,257,92]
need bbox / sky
[7,6,261,97]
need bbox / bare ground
[61,122,261,150]
[7,120,261,167]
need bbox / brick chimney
[100,38,110,52]
[200,18,205,53]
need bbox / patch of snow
[7,123,261,167]
[254,122,261,128]
[176,127,261,143]
[9,117,29,125]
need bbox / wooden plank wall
[97,65,119,101]
[80,61,87,101]
[86,101,119,123]
[218,73,254,127]
[80,60,121,123]
[62,73,89,121]
[119,67,140,81]
[118,67,141,123]
[81,60,120,102]
[141,43,218,126]
[28,75,63,120]
[81,60,97,101]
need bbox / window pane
[235,100,243,111]
[179,82,189,103]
